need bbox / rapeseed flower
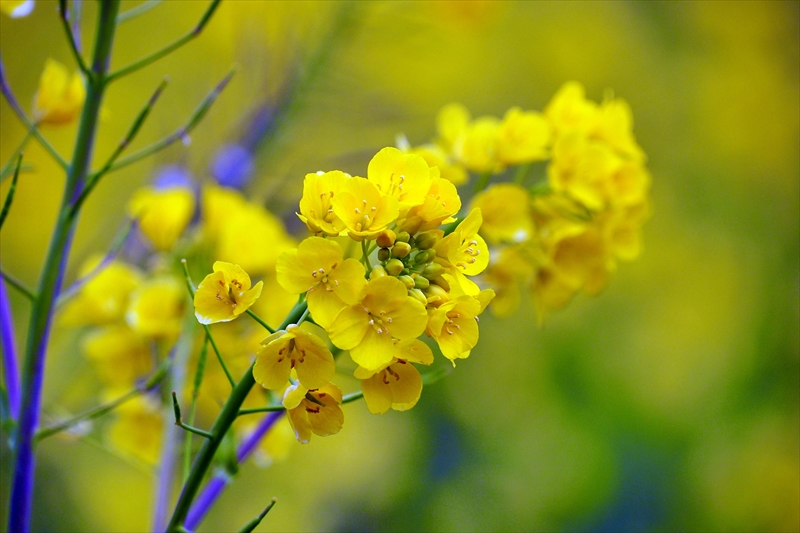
[107,396,163,465]
[128,186,195,252]
[194,261,263,325]
[331,177,399,241]
[82,325,154,389]
[433,208,489,295]
[355,339,433,414]
[470,183,532,243]
[367,147,432,213]
[495,107,551,166]
[427,287,494,364]
[253,324,335,390]
[126,276,185,340]
[282,382,344,444]
[33,59,85,125]
[58,257,141,326]
[297,170,348,236]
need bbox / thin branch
[172,392,213,440]
[35,359,170,442]
[107,0,221,83]
[342,390,364,404]
[235,499,277,533]
[116,0,163,24]
[58,0,91,77]
[104,69,234,173]
[55,217,136,309]
[183,337,208,482]
[244,309,275,334]
[237,405,285,416]
[0,269,35,301]
[0,57,69,170]
[0,153,23,230]
[72,79,169,212]
[70,0,83,54]
[181,259,236,388]
[0,128,33,182]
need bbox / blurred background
[1,1,798,531]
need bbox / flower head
[58,257,141,326]
[433,208,490,295]
[253,324,335,390]
[283,382,344,444]
[126,276,185,340]
[33,58,85,125]
[128,186,195,252]
[331,176,399,241]
[297,170,349,236]
[495,107,551,166]
[194,262,263,325]
[470,183,533,243]
[367,147,432,213]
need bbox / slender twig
[0,129,33,182]
[181,260,236,388]
[54,218,136,309]
[513,163,531,185]
[35,359,170,442]
[72,79,169,213]
[116,0,163,23]
[0,270,35,302]
[9,3,122,530]
[172,392,212,440]
[0,275,20,419]
[167,302,307,532]
[70,0,83,54]
[235,499,277,533]
[58,0,91,77]
[107,0,221,83]
[361,240,373,273]
[342,390,364,404]
[473,170,493,194]
[104,69,234,173]
[237,405,285,416]
[244,309,275,334]
[0,153,23,230]
[183,337,208,482]
[0,58,69,170]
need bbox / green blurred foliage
[1,1,798,532]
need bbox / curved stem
[7,3,121,531]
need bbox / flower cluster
[405,82,651,320]
[234,146,495,442]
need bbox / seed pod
[392,242,412,258]
[377,248,391,262]
[385,258,405,276]
[398,275,415,289]
[413,276,430,290]
[376,229,396,248]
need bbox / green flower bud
[414,249,435,264]
[413,276,430,290]
[392,242,412,258]
[415,231,438,250]
[398,275,415,289]
[395,231,411,243]
[385,258,405,276]
[422,263,444,279]
[408,288,428,306]
[376,229,396,248]
[377,248,391,262]
[370,265,387,279]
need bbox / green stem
[0,270,35,302]
[58,0,91,77]
[172,392,213,440]
[166,301,307,532]
[512,163,531,185]
[473,170,493,194]
[106,0,221,83]
[361,240,373,273]
[237,406,285,416]
[0,154,22,230]
[183,338,208,482]
[342,390,364,404]
[235,499,277,533]
[116,0,163,23]
[244,309,275,333]
[0,128,33,181]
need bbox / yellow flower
[409,144,468,185]
[201,185,248,241]
[128,186,195,252]
[276,237,366,328]
[297,170,349,236]
[481,246,534,317]
[354,339,433,414]
[327,276,428,372]
[255,417,295,465]
[126,275,185,340]
[194,262,263,325]
[367,147,432,212]
[399,176,461,234]
[470,183,532,243]
[82,325,154,389]
[0,0,33,18]
[33,59,85,125]
[436,102,471,152]
[495,107,551,166]
[253,324,335,390]
[433,208,489,295]
[427,288,493,365]
[107,396,163,465]
[456,116,501,173]
[544,81,597,136]
[58,256,142,326]
[331,176,399,241]
[590,97,645,161]
[215,202,295,275]
[282,382,344,444]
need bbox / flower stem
[8,3,121,531]
[473,170,493,194]
[0,276,20,421]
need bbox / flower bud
[395,231,411,243]
[414,249,435,264]
[408,288,428,306]
[398,275,415,289]
[392,242,412,258]
[376,229,396,248]
[430,275,450,291]
[422,263,444,279]
[413,276,430,290]
[415,231,438,250]
[370,265,387,279]
[377,248,391,262]
[385,258,405,276]
[424,284,449,306]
